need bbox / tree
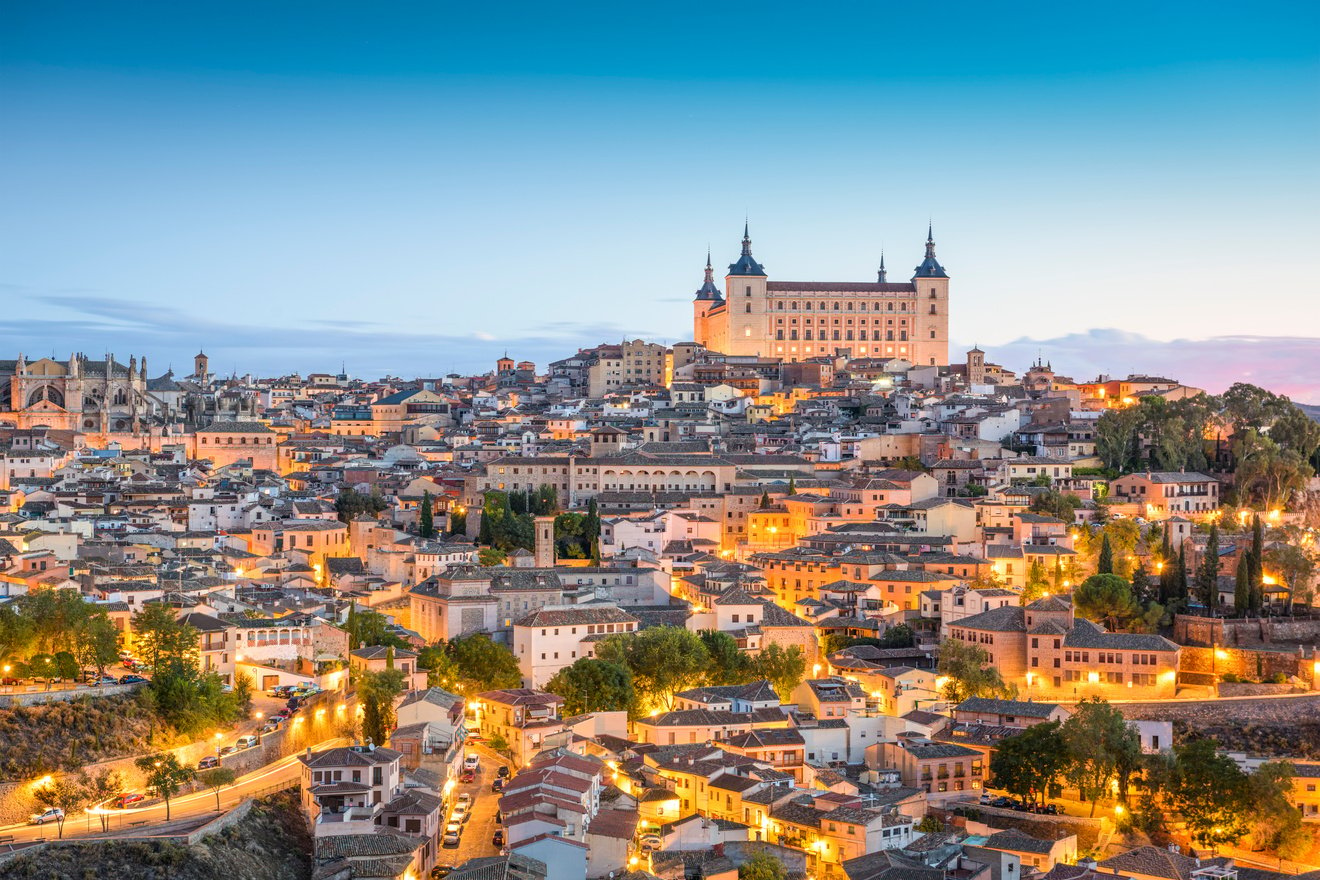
[1023,559,1051,602]
[419,491,435,539]
[1096,534,1114,575]
[936,639,1014,703]
[1166,739,1251,849]
[447,507,467,536]
[1246,761,1307,858]
[1234,553,1251,614]
[699,630,752,685]
[750,644,807,702]
[79,769,123,832]
[197,766,238,812]
[335,487,388,523]
[595,626,710,713]
[786,476,797,496]
[1248,514,1265,613]
[1267,542,1315,614]
[1060,698,1142,816]
[1268,405,1320,462]
[739,851,787,880]
[916,815,945,833]
[358,667,407,746]
[418,644,461,690]
[444,634,523,695]
[73,614,121,678]
[132,603,198,672]
[1074,574,1142,632]
[343,602,409,651]
[32,777,85,838]
[990,722,1067,808]
[759,490,771,509]
[545,658,635,715]
[136,753,195,822]
[1195,524,1220,611]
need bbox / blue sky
[3,1,1318,396]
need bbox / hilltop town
[0,234,1318,880]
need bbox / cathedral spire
[878,251,888,283]
[913,222,948,278]
[695,248,722,300]
[728,221,766,276]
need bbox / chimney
[305,746,312,759]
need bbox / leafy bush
[0,692,164,780]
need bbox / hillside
[0,792,312,880]
[0,693,164,779]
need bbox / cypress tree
[419,490,435,539]
[1234,553,1250,614]
[1195,524,1220,612]
[1176,545,1187,602]
[787,476,797,496]
[760,490,771,509]
[1097,534,1114,575]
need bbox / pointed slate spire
[695,248,723,300]
[728,221,766,276]
[913,222,948,278]
[877,251,888,283]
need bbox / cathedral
[693,225,950,366]
[0,350,255,433]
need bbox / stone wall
[0,683,139,708]
[1179,645,1306,681]
[1174,613,1320,648]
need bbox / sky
[2,1,1319,398]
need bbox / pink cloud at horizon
[960,330,1320,404]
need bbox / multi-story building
[945,596,1181,700]
[474,688,565,768]
[875,739,985,804]
[693,225,949,366]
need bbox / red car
[461,770,475,783]
[112,793,144,808]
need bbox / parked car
[494,810,502,826]
[91,675,118,686]
[442,822,461,847]
[269,713,289,724]
[1,677,22,686]
[492,829,504,847]
[456,793,472,808]
[259,723,279,735]
[991,796,1014,808]
[119,674,148,684]
[639,834,663,852]
[431,867,453,879]
[111,793,144,809]
[497,765,510,778]
[235,735,259,750]
[463,754,480,771]
[978,793,994,805]
[491,778,504,793]
[451,804,470,824]
[30,808,64,825]
[461,770,475,783]
[198,756,220,770]
[218,745,237,757]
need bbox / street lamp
[214,732,223,755]
[255,711,264,745]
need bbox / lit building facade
[693,224,950,365]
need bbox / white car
[451,804,470,824]
[456,792,473,808]
[639,834,663,852]
[30,807,64,825]
[463,754,480,771]
[443,822,462,847]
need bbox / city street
[437,741,506,869]
[0,736,345,847]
